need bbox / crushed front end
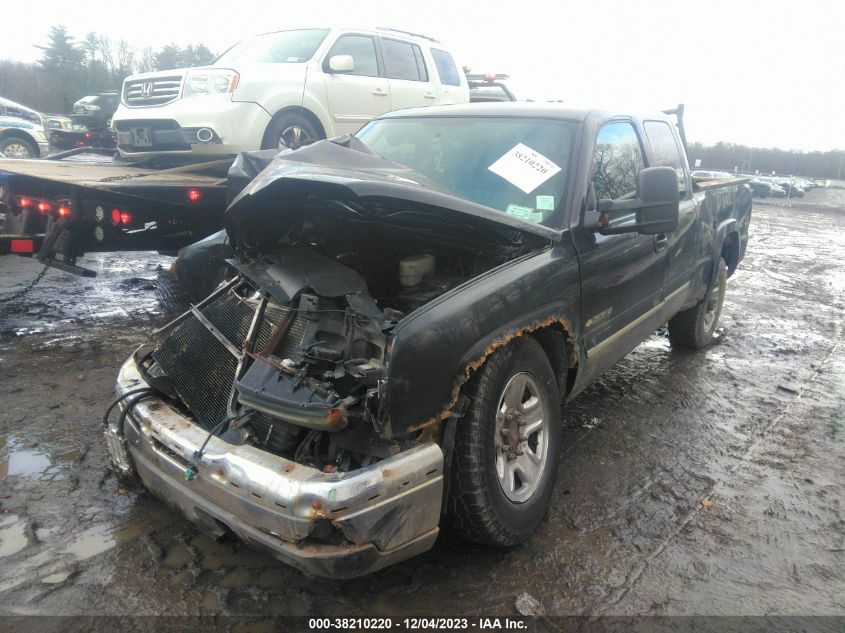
[108,266,444,577]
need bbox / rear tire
[261,112,321,150]
[0,135,38,159]
[448,336,562,546]
[668,256,727,349]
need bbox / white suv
[112,27,469,158]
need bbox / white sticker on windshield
[488,143,562,194]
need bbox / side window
[431,48,461,86]
[591,122,645,201]
[327,35,379,77]
[644,120,688,195]
[382,39,428,81]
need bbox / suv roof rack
[376,27,440,43]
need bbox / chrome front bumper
[110,356,444,578]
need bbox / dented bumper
[113,357,444,578]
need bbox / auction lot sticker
[488,143,561,194]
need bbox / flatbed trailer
[0,150,231,277]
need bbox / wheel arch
[0,130,41,157]
[721,230,741,278]
[261,106,327,149]
[408,312,580,438]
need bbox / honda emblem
[141,82,154,98]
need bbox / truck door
[574,120,668,374]
[642,120,698,298]
[322,34,391,135]
[379,37,438,110]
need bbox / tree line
[0,25,215,114]
[687,141,845,180]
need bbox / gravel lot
[0,187,843,620]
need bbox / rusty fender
[406,313,578,434]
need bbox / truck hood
[224,136,561,257]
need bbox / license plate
[130,127,153,147]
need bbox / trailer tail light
[111,208,133,225]
[37,200,52,213]
[19,196,32,209]
[57,205,71,218]
[187,188,202,203]
[10,239,35,254]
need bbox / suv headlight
[85,104,101,111]
[183,69,239,98]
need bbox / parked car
[107,102,751,578]
[71,93,120,130]
[0,97,50,158]
[748,178,776,197]
[112,27,470,158]
[691,169,733,179]
[49,127,117,151]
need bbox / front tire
[261,112,321,150]
[668,256,727,349]
[0,135,38,159]
[448,336,562,546]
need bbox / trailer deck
[0,151,232,276]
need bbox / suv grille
[123,76,182,107]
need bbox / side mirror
[591,166,680,235]
[635,166,680,234]
[328,55,354,73]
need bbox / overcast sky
[1,0,842,151]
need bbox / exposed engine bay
[144,202,537,473]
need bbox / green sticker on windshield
[506,204,545,223]
[536,195,555,211]
[505,204,533,219]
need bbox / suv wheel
[448,336,562,546]
[262,113,321,150]
[0,136,38,159]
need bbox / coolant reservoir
[399,254,436,287]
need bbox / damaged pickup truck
[106,103,751,577]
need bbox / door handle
[424,92,437,100]
[654,234,668,251]
[371,88,388,96]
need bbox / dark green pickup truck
[107,103,752,577]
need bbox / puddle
[41,571,71,584]
[62,523,116,560]
[0,437,53,479]
[0,514,29,557]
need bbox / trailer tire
[448,336,561,546]
[668,256,727,349]
[0,135,38,159]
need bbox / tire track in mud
[596,332,844,613]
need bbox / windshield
[356,116,576,228]
[216,28,330,65]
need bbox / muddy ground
[0,188,843,620]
